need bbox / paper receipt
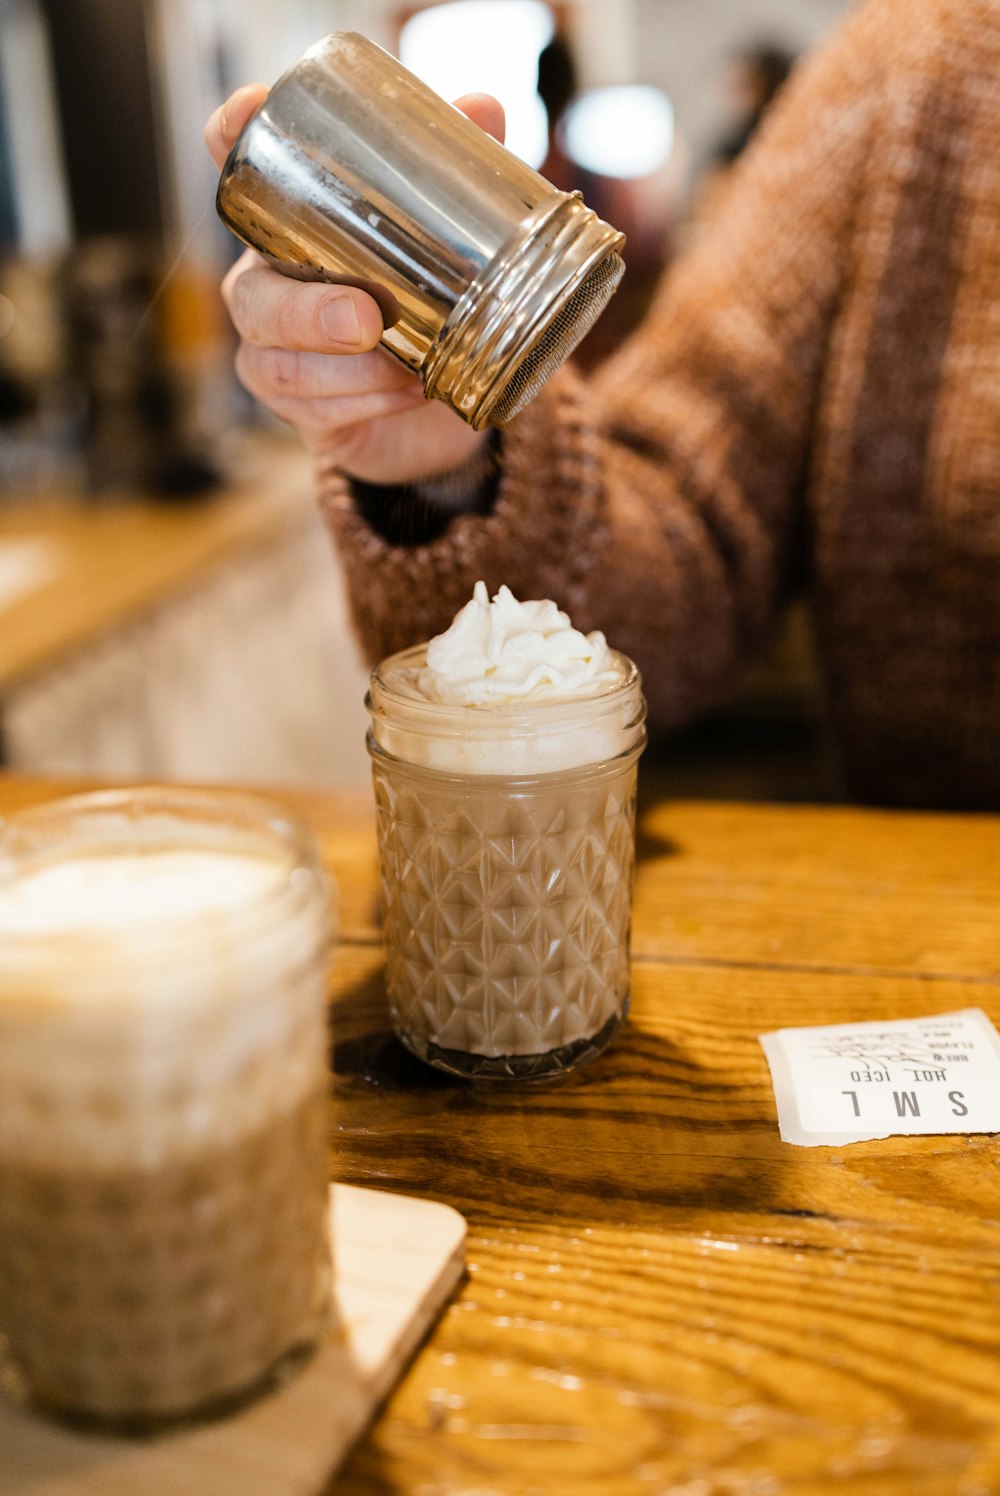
[759,1008,1000,1146]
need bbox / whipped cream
[419,582,620,706]
[371,583,641,775]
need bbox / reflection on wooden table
[3,775,999,1495]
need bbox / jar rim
[367,643,646,775]
[368,643,643,728]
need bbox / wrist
[348,430,503,547]
[408,430,503,512]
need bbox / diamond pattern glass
[372,756,640,1079]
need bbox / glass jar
[367,645,647,1080]
[0,788,334,1428]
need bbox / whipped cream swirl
[418,581,620,706]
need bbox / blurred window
[0,0,69,254]
[399,1,555,168]
[559,84,674,181]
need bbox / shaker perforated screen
[487,252,626,427]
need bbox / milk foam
[0,841,330,1170]
[0,848,286,935]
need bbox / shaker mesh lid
[487,251,626,427]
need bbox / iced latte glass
[0,788,333,1428]
[367,586,647,1080]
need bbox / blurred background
[0,0,846,796]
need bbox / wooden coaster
[1,1184,466,1496]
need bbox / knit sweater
[322,0,1000,810]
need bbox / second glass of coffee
[0,788,333,1428]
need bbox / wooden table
[3,775,999,1495]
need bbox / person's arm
[323,0,889,733]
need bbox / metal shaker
[215,32,625,430]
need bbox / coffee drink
[367,585,646,1080]
[0,790,332,1425]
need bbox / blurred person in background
[709,42,795,170]
[691,41,795,227]
[534,31,677,367]
[535,30,578,193]
[205,0,1000,810]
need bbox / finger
[224,260,384,352]
[453,93,505,144]
[245,386,426,437]
[221,247,260,287]
[235,342,419,402]
[204,83,268,168]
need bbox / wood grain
[3,775,1000,1494]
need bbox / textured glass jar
[0,788,334,1429]
[367,646,647,1080]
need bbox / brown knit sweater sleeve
[321,0,889,733]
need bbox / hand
[205,85,505,485]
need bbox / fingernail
[321,296,362,348]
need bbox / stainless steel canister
[215,32,625,430]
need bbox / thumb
[453,93,506,145]
[204,83,268,169]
